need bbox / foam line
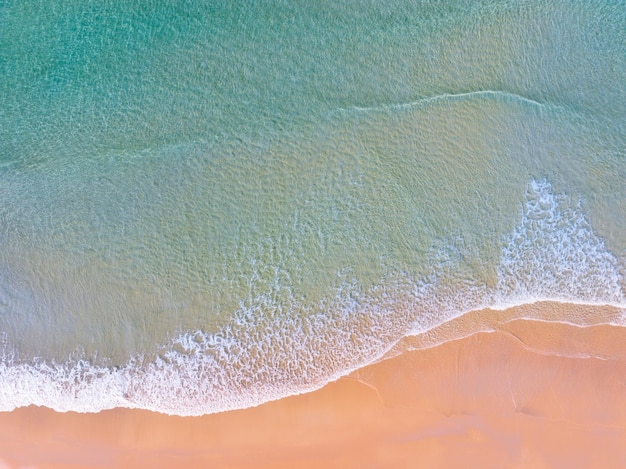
[500,316,626,329]
[405,298,626,338]
[0,298,624,416]
[331,90,553,114]
[401,315,622,361]
[0,180,624,416]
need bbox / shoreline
[2,300,624,416]
[388,300,625,360]
[1,302,625,468]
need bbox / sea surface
[0,0,625,415]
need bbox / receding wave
[0,180,624,416]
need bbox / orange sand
[0,302,625,468]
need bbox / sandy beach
[0,302,624,468]
[2,1,625,467]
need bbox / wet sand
[0,302,625,468]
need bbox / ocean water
[0,0,625,415]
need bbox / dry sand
[0,302,625,468]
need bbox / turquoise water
[0,0,624,415]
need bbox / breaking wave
[0,180,624,416]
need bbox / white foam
[332,90,552,114]
[405,179,626,336]
[0,355,127,413]
[500,317,626,329]
[0,179,623,416]
[496,179,624,306]
[0,277,421,416]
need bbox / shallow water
[0,0,624,415]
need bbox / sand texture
[0,303,625,468]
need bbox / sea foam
[0,180,624,415]
[496,180,624,307]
